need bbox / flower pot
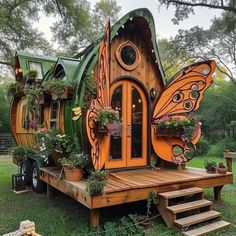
[37,91,45,104]
[138,218,151,229]
[156,127,182,137]
[217,167,228,174]
[63,166,83,181]
[51,149,69,167]
[206,168,216,173]
[86,180,107,195]
[12,154,25,166]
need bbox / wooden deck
[40,167,233,210]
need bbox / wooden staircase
[0,133,15,155]
[157,187,230,236]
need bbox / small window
[50,101,60,128]
[121,45,137,65]
[116,41,140,71]
[28,61,43,80]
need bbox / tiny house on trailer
[11,9,232,234]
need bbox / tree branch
[167,0,236,13]
[0,60,13,68]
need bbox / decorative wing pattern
[86,20,110,170]
[152,60,216,164]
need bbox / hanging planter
[50,86,73,100]
[155,115,200,140]
[44,79,74,101]
[25,70,38,83]
[7,82,24,97]
[94,107,121,136]
[155,127,182,137]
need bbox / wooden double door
[105,80,147,169]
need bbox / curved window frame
[115,41,140,71]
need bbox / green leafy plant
[25,69,38,79]
[59,152,90,169]
[146,190,157,220]
[10,145,38,165]
[86,170,109,195]
[94,107,120,127]
[82,75,97,108]
[7,82,21,97]
[103,214,144,236]
[35,128,75,163]
[44,79,74,99]
[204,160,217,172]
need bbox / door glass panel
[110,85,122,160]
[131,86,142,158]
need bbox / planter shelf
[155,127,182,138]
[51,87,73,100]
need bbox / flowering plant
[35,128,74,163]
[94,107,120,127]
[59,152,90,169]
[156,115,201,140]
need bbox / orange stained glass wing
[152,60,216,163]
[86,20,110,170]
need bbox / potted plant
[25,69,38,82]
[217,162,228,174]
[59,152,90,181]
[94,107,121,136]
[7,82,24,97]
[11,145,38,165]
[25,87,45,104]
[204,160,217,173]
[35,128,74,166]
[155,114,200,140]
[44,79,74,100]
[86,170,109,195]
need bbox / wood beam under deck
[40,167,233,226]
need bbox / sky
[35,0,221,43]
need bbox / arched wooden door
[105,80,147,169]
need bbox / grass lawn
[0,155,235,236]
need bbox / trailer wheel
[31,162,46,193]
[20,160,31,185]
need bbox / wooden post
[47,184,55,199]
[226,158,232,172]
[90,209,100,227]
[214,185,223,201]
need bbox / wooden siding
[110,31,163,99]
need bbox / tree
[160,0,236,24]
[0,0,121,69]
[158,38,195,79]
[197,80,236,140]
[0,0,56,70]
[52,0,121,55]
[0,76,14,132]
[171,12,236,83]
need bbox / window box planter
[155,127,182,138]
[50,86,74,100]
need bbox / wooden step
[174,210,221,228]
[183,220,231,236]
[167,199,212,214]
[158,187,203,199]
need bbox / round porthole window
[121,45,136,65]
[116,41,140,71]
